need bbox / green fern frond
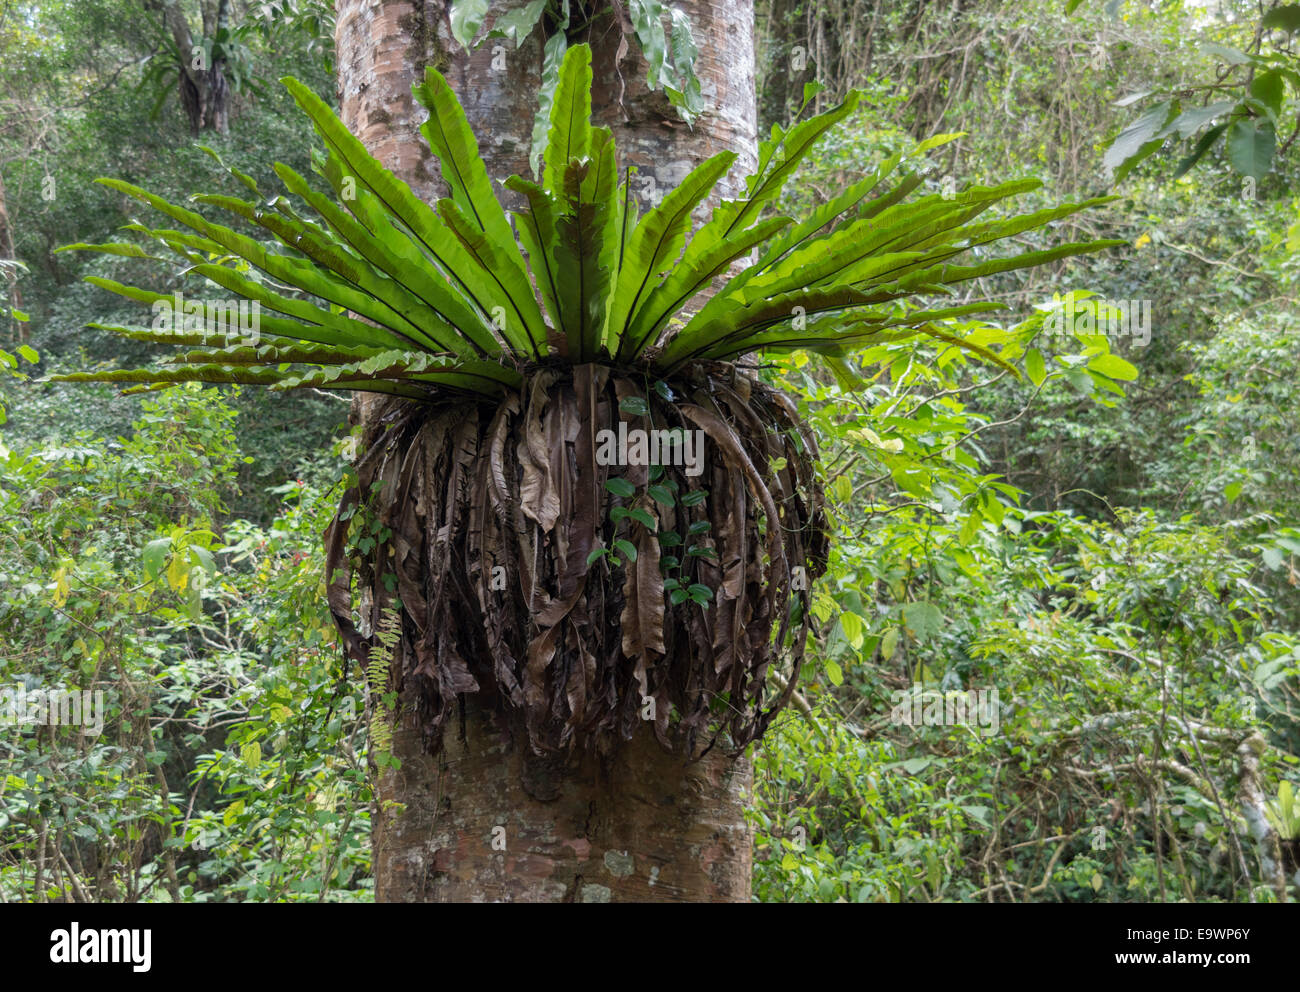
[365,610,402,759]
[53,43,1119,399]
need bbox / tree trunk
[588,2,757,202]
[204,0,232,135]
[335,0,760,902]
[154,0,231,134]
[374,699,753,901]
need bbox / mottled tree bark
[204,0,232,135]
[375,701,753,902]
[588,1,757,202]
[334,0,759,902]
[335,0,541,203]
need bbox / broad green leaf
[1104,100,1177,181]
[839,610,865,649]
[449,0,490,48]
[605,477,636,498]
[1226,119,1275,179]
[665,8,703,115]
[142,538,171,582]
[1113,89,1155,108]
[1169,100,1235,139]
[901,601,943,640]
[1200,42,1256,66]
[1250,71,1285,120]
[1262,4,1300,34]
[492,0,547,44]
[1173,122,1229,178]
[1025,347,1047,386]
[1087,351,1138,381]
[414,67,524,266]
[629,0,669,89]
[543,43,593,199]
[880,627,900,660]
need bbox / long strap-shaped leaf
[276,351,521,394]
[706,188,1113,331]
[51,355,514,400]
[283,76,547,360]
[194,192,468,355]
[312,145,536,355]
[824,183,1052,272]
[84,322,252,349]
[680,246,929,357]
[873,195,1120,273]
[608,150,737,362]
[165,342,393,366]
[272,162,501,356]
[413,66,528,281]
[98,178,434,351]
[554,129,619,361]
[437,198,548,359]
[504,176,564,337]
[56,241,173,263]
[621,215,792,358]
[117,222,232,263]
[710,91,861,241]
[655,285,877,371]
[728,182,1039,306]
[542,44,593,200]
[695,302,1009,361]
[183,263,418,349]
[583,128,622,351]
[51,365,293,388]
[110,377,428,398]
[870,240,1127,300]
[81,277,404,350]
[754,133,962,272]
[310,151,513,353]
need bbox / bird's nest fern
[52,44,1121,758]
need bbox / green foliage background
[1,0,1298,902]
